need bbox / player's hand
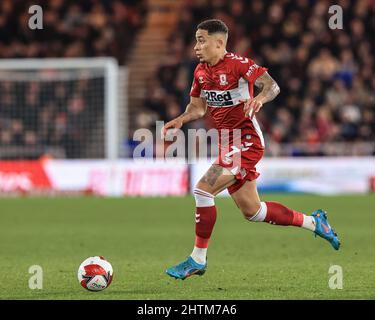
[240,97,264,119]
[161,118,183,139]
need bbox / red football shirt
[190,52,268,149]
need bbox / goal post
[0,57,126,160]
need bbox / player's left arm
[254,72,280,104]
[243,72,280,118]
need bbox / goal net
[0,58,127,160]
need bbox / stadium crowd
[139,0,375,156]
[0,0,146,63]
[1,0,374,158]
[0,77,105,158]
[0,0,145,158]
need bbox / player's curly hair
[197,19,228,36]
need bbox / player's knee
[241,204,261,220]
[193,187,215,207]
[194,180,215,195]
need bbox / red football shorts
[214,130,264,194]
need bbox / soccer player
[162,19,340,280]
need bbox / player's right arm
[161,96,206,137]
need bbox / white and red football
[77,256,113,291]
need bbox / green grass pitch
[1,194,374,300]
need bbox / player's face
[194,29,220,63]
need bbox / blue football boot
[312,209,340,250]
[166,256,207,280]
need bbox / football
[77,256,113,291]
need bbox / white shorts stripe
[251,116,265,148]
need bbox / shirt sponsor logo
[204,90,234,106]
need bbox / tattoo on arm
[201,165,224,187]
[254,72,280,103]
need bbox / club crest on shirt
[198,76,204,84]
[219,74,228,86]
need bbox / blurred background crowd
[0,0,374,158]
[0,0,146,63]
[0,76,104,158]
[0,0,145,158]
[140,0,375,156]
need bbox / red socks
[193,189,217,248]
[264,201,304,227]
[195,206,217,248]
[192,190,306,253]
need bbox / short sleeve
[189,67,202,98]
[189,78,201,97]
[238,58,268,83]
